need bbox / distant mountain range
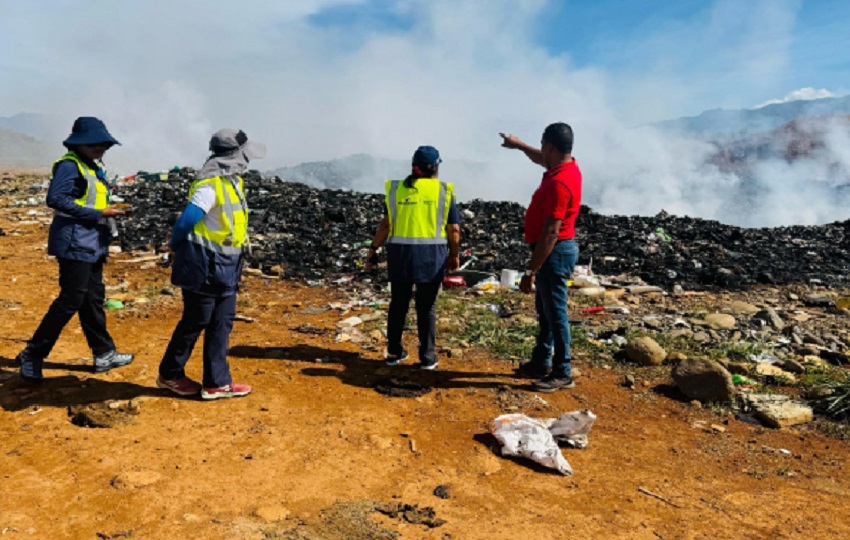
[708,114,850,180]
[0,128,52,168]
[0,112,63,141]
[652,94,850,140]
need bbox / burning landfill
[114,168,850,291]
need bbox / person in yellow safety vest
[366,146,461,370]
[17,117,134,382]
[157,129,265,400]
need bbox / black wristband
[370,243,380,250]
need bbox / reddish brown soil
[1,209,848,540]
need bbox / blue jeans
[530,240,579,378]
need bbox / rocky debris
[292,323,329,335]
[743,394,814,428]
[110,171,850,289]
[68,400,141,428]
[374,378,433,398]
[375,503,446,528]
[754,308,785,331]
[672,357,736,403]
[271,501,400,540]
[492,385,550,412]
[433,485,453,499]
[624,337,667,366]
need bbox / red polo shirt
[524,159,582,244]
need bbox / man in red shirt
[500,123,581,392]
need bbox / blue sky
[306,0,849,115]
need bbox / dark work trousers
[387,279,442,363]
[27,258,115,360]
[159,290,236,388]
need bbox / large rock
[624,337,667,366]
[672,357,735,403]
[744,394,813,428]
[755,363,797,382]
[704,313,737,330]
[728,300,760,314]
[754,308,784,331]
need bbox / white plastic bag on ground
[490,414,573,475]
[546,410,597,449]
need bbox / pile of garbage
[114,171,850,290]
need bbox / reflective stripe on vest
[384,178,453,245]
[186,175,249,255]
[52,152,110,215]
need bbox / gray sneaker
[386,350,409,366]
[420,358,439,371]
[532,375,575,393]
[18,350,43,383]
[94,351,135,373]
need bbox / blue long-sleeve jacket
[46,161,104,222]
[169,203,205,249]
[170,201,244,297]
[46,159,112,263]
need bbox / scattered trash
[571,275,600,288]
[749,353,780,364]
[443,275,467,289]
[803,296,835,308]
[104,299,124,310]
[500,269,519,288]
[489,410,596,475]
[473,276,500,290]
[732,374,757,386]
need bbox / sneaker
[532,374,575,393]
[514,362,551,379]
[93,351,134,373]
[201,383,252,401]
[156,375,202,396]
[420,359,439,371]
[17,350,43,383]
[385,349,409,366]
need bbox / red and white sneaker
[156,376,202,396]
[201,383,252,401]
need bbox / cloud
[755,87,836,108]
[2,0,846,227]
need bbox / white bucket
[500,269,519,288]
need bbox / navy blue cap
[63,117,121,147]
[412,145,441,166]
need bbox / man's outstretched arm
[499,133,544,167]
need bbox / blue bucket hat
[412,145,441,166]
[63,117,121,147]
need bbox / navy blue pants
[159,290,235,388]
[387,278,441,364]
[27,258,115,360]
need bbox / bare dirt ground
[1,207,849,540]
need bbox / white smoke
[1,0,847,227]
[755,87,836,108]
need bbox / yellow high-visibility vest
[52,152,109,211]
[186,175,249,255]
[385,178,453,245]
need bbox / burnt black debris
[116,172,850,290]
